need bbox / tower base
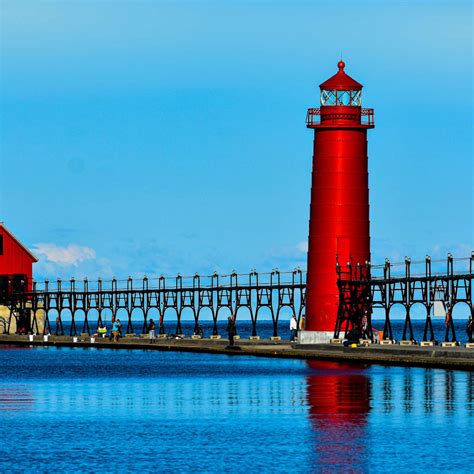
[298,330,333,345]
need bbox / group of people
[54,314,305,343]
[95,318,123,342]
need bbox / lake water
[55,318,471,343]
[0,347,473,473]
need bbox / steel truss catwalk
[4,254,473,343]
[6,270,305,337]
[335,254,474,343]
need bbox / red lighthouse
[301,61,374,343]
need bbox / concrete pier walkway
[1,335,474,371]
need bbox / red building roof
[0,224,38,263]
[319,60,363,91]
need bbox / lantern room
[319,60,363,106]
[306,61,374,129]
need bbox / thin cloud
[32,243,96,266]
[295,241,308,253]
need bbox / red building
[302,61,374,343]
[0,224,37,301]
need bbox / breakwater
[1,334,474,371]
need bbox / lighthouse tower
[301,61,374,344]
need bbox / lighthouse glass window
[321,89,336,105]
[321,89,361,106]
[350,90,362,106]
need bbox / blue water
[0,347,473,473]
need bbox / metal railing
[306,107,374,127]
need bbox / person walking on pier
[467,316,473,343]
[227,316,237,346]
[55,316,62,336]
[290,314,298,342]
[148,318,156,343]
[112,319,120,342]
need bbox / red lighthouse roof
[319,61,363,91]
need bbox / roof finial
[337,58,345,71]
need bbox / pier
[2,334,474,371]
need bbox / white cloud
[431,243,472,259]
[32,243,96,266]
[295,241,308,253]
[30,238,311,281]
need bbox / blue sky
[1,0,472,280]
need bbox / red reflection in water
[0,387,34,416]
[306,361,370,469]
